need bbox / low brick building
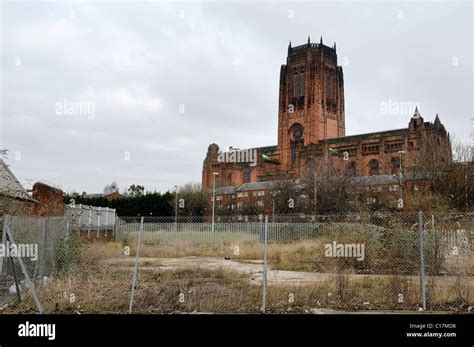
[32,182,65,216]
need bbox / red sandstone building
[202,38,452,214]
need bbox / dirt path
[101,256,473,289]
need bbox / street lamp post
[174,185,178,232]
[398,150,405,208]
[271,198,275,223]
[212,172,219,233]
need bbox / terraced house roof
[0,159,35,201]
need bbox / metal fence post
[418,211,427,311]
[39,218,48,287]
[64,216,70,265]
[262,215,268,313]
[88,206,92,238]
[129,216,144,314]
[97,206,101,238]
[0,215,8,275]
[105,207,109,237]
[78,204,82,225]
[112,209,116,237]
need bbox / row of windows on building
[212,190,266,202]
[215,201,265,211]
[335,142,406,157]
[344,157,402,176]
[213,184,420,207]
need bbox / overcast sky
[1,1,472,194]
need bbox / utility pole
[174,185,178,232]
[212,172,219,233]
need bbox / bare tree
[300,156,362,214]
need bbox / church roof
[214,186,236,195]
[324,128,407,144]
[236,181,281,191]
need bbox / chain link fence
[0,212,472,313]
[0,215,70,312]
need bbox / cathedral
[202,37,452,207]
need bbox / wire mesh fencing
[118,216,265,313]
[0,215,70,313]
[0,212,472,314]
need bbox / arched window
[390,157,401,175]
[293,68,299,97]
[369,159,379,176]
[289,124,304,167]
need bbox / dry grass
[2,238,472,314]
[8,265,470,313]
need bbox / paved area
[101,256,473,289]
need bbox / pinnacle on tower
[308,36,310,44]
[434,114,444,130]
[320,36,323,44]
[413,106,421,119]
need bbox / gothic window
[391,157,401,175]
[325,73,330,99]
[293,68,299,97]
[369,159,380,176]
[329,73,333,100]
[301,65,306,97]
[290,141,297,166]
[331,75,336,99]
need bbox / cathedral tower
[277,37,345,171]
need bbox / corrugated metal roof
[0,159,36,201]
